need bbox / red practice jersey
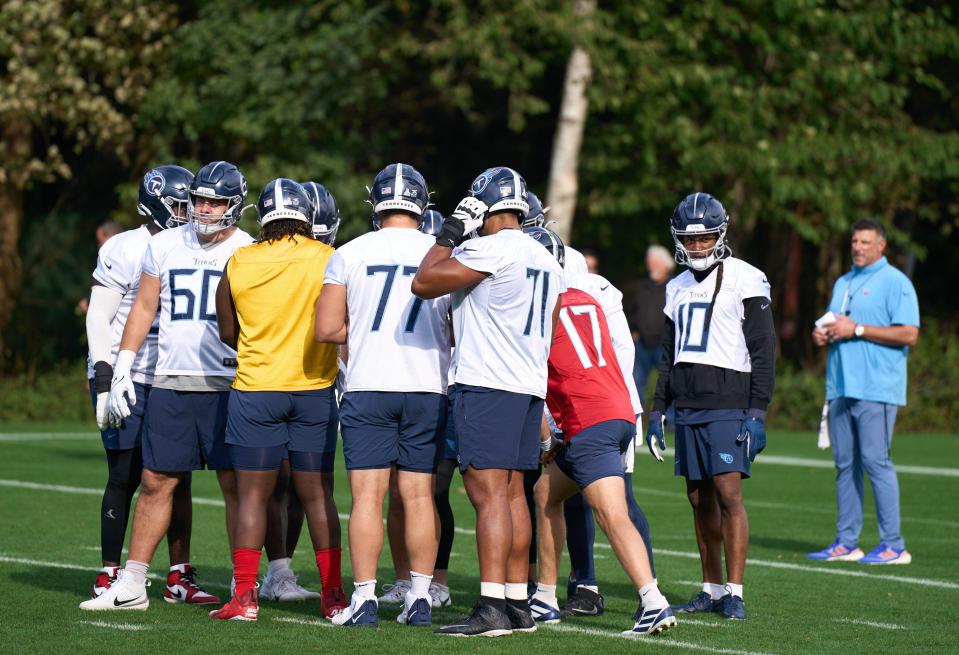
[547,288,636,441]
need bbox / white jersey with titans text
[663,256,770,372]
[142,224,253,377]
[90,225,158,385]
[451,229,566,398]
[324,227,452,394]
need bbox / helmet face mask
[367,163,429,230]
[137,165,194,230]
[670,192,730,271]
[188,161,248,238]
[522,191,549,228]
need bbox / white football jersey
[89,226,158,385]
[142,224,253,377]
[664,257,770,372]
[324,228,452,394]
[451,229,566,398]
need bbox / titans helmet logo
[144,169,166,197]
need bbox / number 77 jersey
[546,288,635,439]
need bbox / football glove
[435,197,488,248]
[92,360,113,431]
[645,411,666,462]
[737,409,767,462]
[108,350,137,427]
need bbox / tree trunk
[0,119,30,370]
[546,0,595,245]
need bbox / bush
[0,361,92,423]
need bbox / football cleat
[428,581,452,608]
[209,588,258,621]
[560,586,605,618]
[670,591,723,614]
[721,594,745,620]
[860,544,912,565]
[397,593,432,627]
[164,564,220,605]
[260,569,320,602]
[377,579,411,604]
[331,596,378,627]
[321,586,349,619]
[435,602,513,637]
[91,566,119,598]
[624,604,676,636]
[79,571,149,611]
[807,542,865,562]
[506,602,537,633]
[528,597,562,624]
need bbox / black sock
[507,597,529,613]
[101,447,143,562]
[479,595,507,613]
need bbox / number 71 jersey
[142,224,253,377]
[664,257,770,372]
[547,288,635,439]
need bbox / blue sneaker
[397,595,432,626]
[670,591,722,614]
[721,594,745,620]
[860,543,912,565]
[807,542,865,562]
[624,605,676,635]
[528,597,562,624]
[331,597,378,627]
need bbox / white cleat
[377,579,411,604]
[429,581,452,608]
[80,571,150,611]
[260,569,320,602]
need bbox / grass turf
[0,424,956,654]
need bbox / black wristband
[436,220,465,249]
[92,361,114,394]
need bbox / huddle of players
[80,158,774,637]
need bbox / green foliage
[0,361,90,422]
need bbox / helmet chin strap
[687,252,718,271]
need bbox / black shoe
[506,601,537,633]
[670,591,723,614]
[560,587,605,618]
[435,602,513,637]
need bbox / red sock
[233,548,261,598]
[315,547,342,590]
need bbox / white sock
[354,579,377,600]
[533,583,557,608]
[704,582,726,600]
[639,581,668,609]
[268,558,291,576]
[480,581,505,599]
[410,571,432,599]
[726,582,743,599]
[168,562,189,573]
[577,584,599,594]
[123,560,149,586]
[504,582,527,601]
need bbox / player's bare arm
[411,245,488,299]
[214,269,239,349]
[822,314,918,347]
[314,282,348,344]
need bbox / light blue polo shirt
[825,256,919,405]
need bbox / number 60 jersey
[142,224,253,377]
[664,257,770,372]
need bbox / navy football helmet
[468,166,529,221]
[256,178,312,226]
[301,181,340,245]
[523,191,549,228]
[670,192,730,271]
[188,160,248,236]
[367,163,429,229]
[523,226,565,269]
[419,209,444,237]
[137,165,194,230]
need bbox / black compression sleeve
[651,318,676,414]
[742,296,776,411]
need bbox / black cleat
[506,601,537,633]
[560,586,605,618]
[435,602,513,637]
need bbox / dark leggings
[101,447,144,563]
[524,467,540,564]
[433,458,457,570]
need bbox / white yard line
[832,617,905,630]
[0,555,229,590]
[543,623,774,655]
[79,620,150,631]
[274,616,336,628]
[0,433,98,442]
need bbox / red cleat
[209,588,258,621]
[91,566,119,598]
[321,586,348,619]
[165,564,221,605]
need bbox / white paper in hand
[815,311,837,328]
[817,400,831,449]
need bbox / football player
[315,164,452,628]
[208,178,346,621]
[525,227,675,636]
[647,193,775,620]
[81,161,253,612]
[84,165,219,605]
[413,167,564,637]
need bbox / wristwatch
[854,324,865,338]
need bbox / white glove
[450,197,487,235]
[108,350,137,427]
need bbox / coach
[809,219,919,566]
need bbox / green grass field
[1,424,957,654]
